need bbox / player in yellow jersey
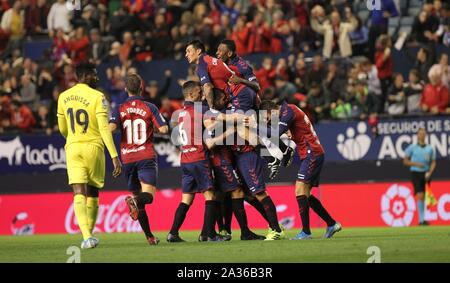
[57,63,122,249]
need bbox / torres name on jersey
[110,96,166,164]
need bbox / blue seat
[408,7,421,17]
[409,0,423,8]
[388,26,398,38]
[389,17,400,27]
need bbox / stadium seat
[409,0,423,8]
[389,17,400,27]
[400,0,409,15]
[353,0,367,12]
[400,16,415,26]
[408,7,421,17]
[388,26,398,38]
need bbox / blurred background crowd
[0,0,449,135]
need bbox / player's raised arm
[95,93,122,177]
[204,125,235,150]
[229,74,261,93]
[202,83,215,109]
[57,95,68,138]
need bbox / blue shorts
[234,151,266,195]
[123,159,157,192]
[297,154,324,187]
[181,160,214,194]
[213,165,241,192]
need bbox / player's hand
[286,130,292,139]
[425,172,432,181]
[415,162,425,168]
[242,115,257,128]
[228,75,242,85]
[205,138,215,150]
[112,157,122,178]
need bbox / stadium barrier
[1,115,449,173]
[1,181,449,235]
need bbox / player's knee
[181,193,194,205]
[255,191,268,201]
[86,186,99,197]
[141,183,156,196]
[295,182,311,197]
[72,184,87,196]
[231,188,244,199]
[203,189,216,201]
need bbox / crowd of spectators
[0,0,449,134]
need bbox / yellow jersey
[57,83,118,158]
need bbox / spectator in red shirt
[51,28,68,63]
[68,27,90,65]
[270,10,290,53]
[10,99,36,132]
[292,0,309,27]
[230,16,249,56]
[255,56,276,92]
[0,95,11,133]
[119,31,133,64]
[421,73,449,114]
[159,96,182,122]
[123,0,143,14]
[374,34,393,112]
[247,11,271,53]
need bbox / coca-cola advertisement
[0,182,449,235]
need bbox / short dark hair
[259,100,278,111]
[220,39,236,53]
[213,88,226,102]
[125,73,143,95]
[187,40,206,53]
[182,80,201,98]
[75,63,96,79]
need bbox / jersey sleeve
[109,106,120,125]
[277,105,295,135]
[238,61,258,82]
[197,56,211,85]
[404,144,413,158]
[147,102,167,129]
[57,96,68,138]
[95,94,118,158]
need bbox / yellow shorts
[66,143,105,188]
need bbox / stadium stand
[0,0,449,135]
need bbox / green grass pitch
[1,226,449,263]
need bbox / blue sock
[417,200,425,223]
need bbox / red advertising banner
[1,182,449,235]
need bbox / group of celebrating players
[57,39,341,249]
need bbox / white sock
[280,134,296,150]
[259,136,283,160]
